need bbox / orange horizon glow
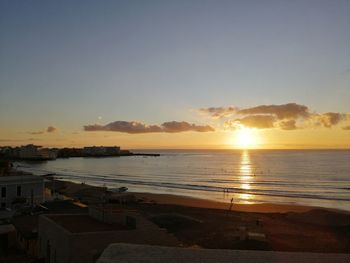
[1,124,350,150]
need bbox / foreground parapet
[97,243,350,263]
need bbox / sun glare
[235,127,257,148]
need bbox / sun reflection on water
[239,150,254,203]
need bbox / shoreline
[48,179,350,214]
[130,192,329,213]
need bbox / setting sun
[235,127,257,148]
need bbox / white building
[0,174,44,208]
[18,145,57,160]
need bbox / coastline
[48,179,349,214]
[14,149,350,212]
[131,192,315,213]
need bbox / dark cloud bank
[83,103,349,134]
[84,121,214,134]
[199,103,350,130]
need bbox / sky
[0,0,350,149]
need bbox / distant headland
[0,144,160,161]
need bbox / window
[17,186,21,197]
[1,187,6,198]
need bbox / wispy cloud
[316,112,347,128]
[196,107,237,119]
[84,121,214,134]
[28,126,58,135]
[29,131,45,135]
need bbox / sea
[16,149,350,211]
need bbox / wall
[38,213,179,263]
[38,215,71,263]
[70,227,179,263]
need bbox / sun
[235,127,257,148]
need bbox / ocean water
[16,149,350,211]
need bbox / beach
[47,179,350,253]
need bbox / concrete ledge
[97,243,350,263]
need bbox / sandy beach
[47,179,322,213]
[45,179,350,253]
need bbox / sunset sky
[1,1,350,149]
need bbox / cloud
[29,131,45,135]
[225,115,275,129]
[236,115,275,129]
[196,107,237,119]
[279,120,297,130]
[84,121,162,133]
[237,103,309,120]
[28,126,58,135]
[84,121,214,134]
[317,112,347,128]
[47,126,57,133]
[162,121,214,132]
[197,102,350,131]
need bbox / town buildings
[0,144,57,160]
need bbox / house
[0,173,44,208]
[13,200,88,258]
[38,205,180,263]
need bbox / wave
[48,172,350,202]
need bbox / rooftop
[0,173,43,182]
[13,200,87,239]
[97,243,350,263]
[47,214,129,233]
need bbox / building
[0,174,44,208]
[18,145,57,160]
[38,205,179,263]
[0,224,16,254]
[13,200,88,258]
[97,243,350,263]
[82,146,120,156]
[0,160,12,176]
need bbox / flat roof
[0,174,43,183]
[97,243,350,263]
[13,200,87,239]
[47,214,129,233]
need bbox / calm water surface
[17,149,350,211]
